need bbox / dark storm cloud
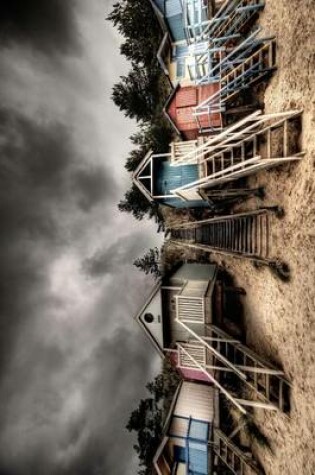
[0,105,157,475]
[0,109,73,374]
[72,166,115,212]
[58,328,154,475]
[0,1,161,474]
[0,107,116,373]
[0,0,80,56]
[83,233,149,277]
[0,303,156,475]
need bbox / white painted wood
[173,381,216,422]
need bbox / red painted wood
[176,86,197,108]
[166,84,222,139]
[170,352,212,384]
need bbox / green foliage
[133,247,161,278]
[126,397,162,471]
[124,148,144,173]
[108,0,161,68]
[118,184,152,221]
[112,66,159,123]
[125,121,173,172]
[108,0,162,122]
[118,185,165,234]
[147,355,181,412]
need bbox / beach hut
[153,380,261,475]
[133,110,304,208]
[164,33,277,136]
[150,0,213,87]
[132,148,209,209]
[150,0,192,86]
[153,381,218,475]
[164,83,223,138]
[135,263,290,414]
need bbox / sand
[211,1,315,473]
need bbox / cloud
[72,166,115,212]
[0,293,158,475]
[83,232,150,277]
[0,1,162,474]
[0,83,159,475]
[0,0,81,56]
[0,99,125,368]
[56,328,156,475]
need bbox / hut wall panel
[168,98,177,123]
[176,87,197,108]
[175,463,186,475]
[171,263,216,282]
[153,0,165,13]
[166,84,223,138]
[174,381,215,422]
[178,365,212,383]
[170,416,189,438]
[168,15,186,41]
[165,0,183,17]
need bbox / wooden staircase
[203,0,265,45]
[176,323,291,414]
[170,110,304,191]
[213,429,263,474]
[169,208,284,268]
[194,38,276,129]
[210,325,291,412]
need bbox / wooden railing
[175,280,209,323]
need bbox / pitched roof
[132,149,154,203]
[133,280,165,357]
[163,83,182,137]
[157,32,171,76]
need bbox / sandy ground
[212,1,315,474]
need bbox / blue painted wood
[174,445,187,463]
[154,160,209,208]
[160,198,208,208]
[167,13,186,41]
[187,440,208,474]
[189,420,209,442]
[165,0,182,17]
[155,162,199,196]
[173,44,189,58]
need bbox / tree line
[108,0,173,224]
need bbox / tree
[107,0,161,68]
[109,0,174,228]
[118,184,152,220]
[125,121,173,172]
[126,398,162,473]
[112,66,159,122]
[133,247,161,278]
[124,148,144,173]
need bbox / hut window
[176,59,185,78]
[144,313,154,323]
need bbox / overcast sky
[0,1,162,474]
